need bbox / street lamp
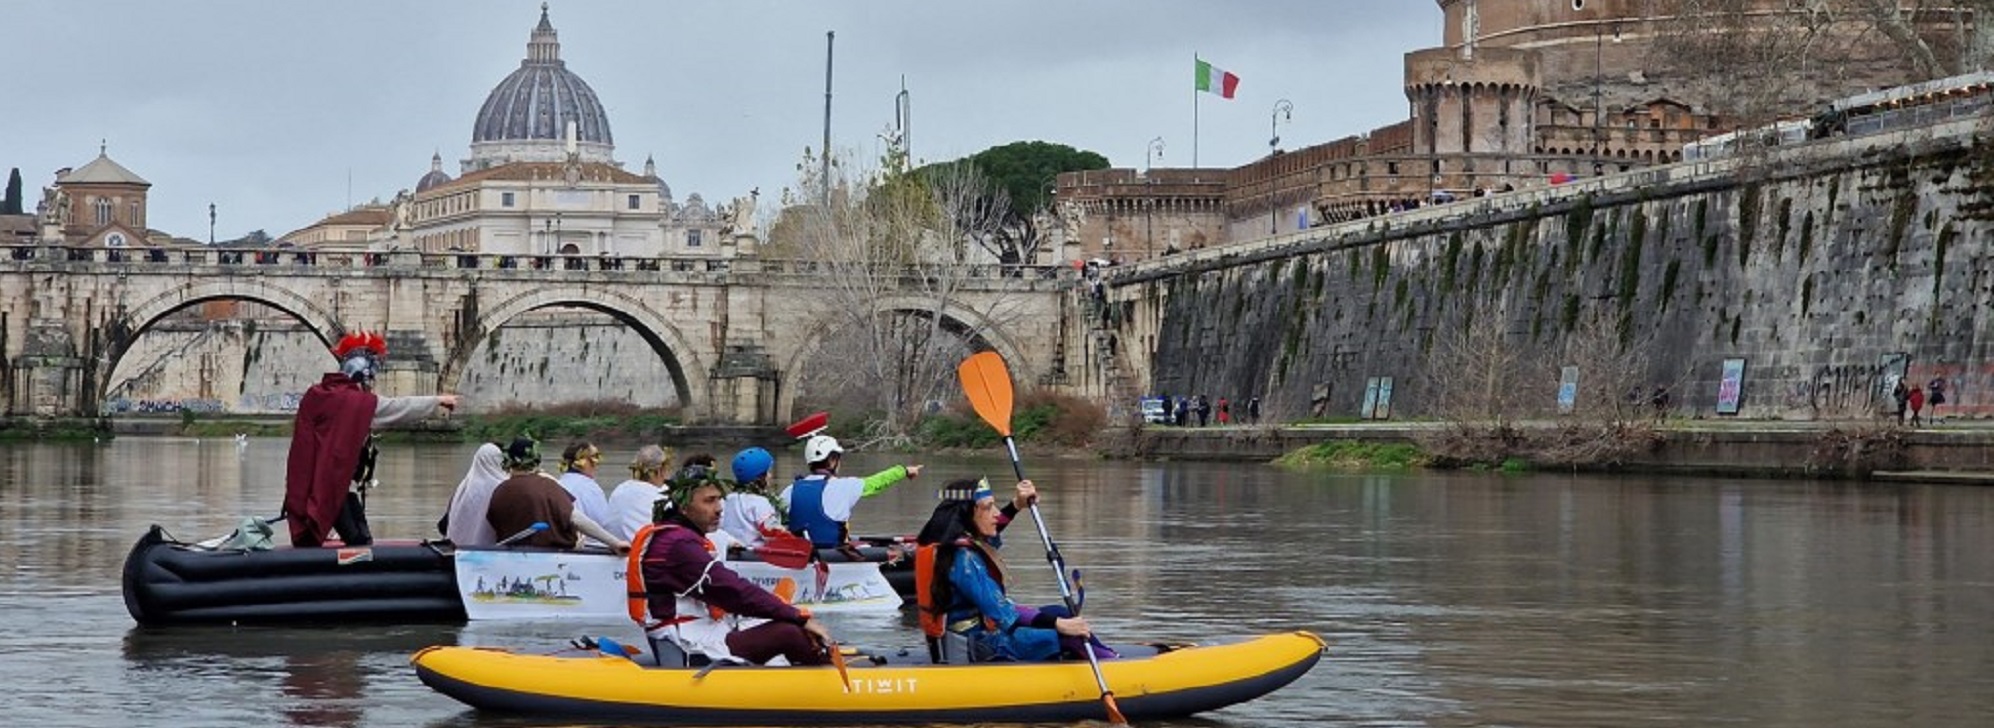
[1145,137,1164,258]
[1588,8,1624,175]
[1269,99,1293,154]
[1270,100,1294,234]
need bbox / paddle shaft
[1003,435,1126,725]
[960,352,1126,724]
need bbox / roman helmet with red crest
[332,330,388,385]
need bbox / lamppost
[1145,137,1164,259]
[1584,1,1623,175]
[1270,99,1293,234]
[1269,99,1293,154]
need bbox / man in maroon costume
[283,330,458,547]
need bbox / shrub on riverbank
[918,390,1106,450]
[1416,421,1663,470]
[1275,440,1428,470]
[460,400,680,445]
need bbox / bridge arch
[103,279,345,413]
[439,287,709,421]
[775,295,1033,423]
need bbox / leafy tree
[2,167,21,215]
[915,141,1108,265]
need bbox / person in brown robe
[485,437,629,552]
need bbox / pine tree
[1,167,22,215]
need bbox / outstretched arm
[570,510,629,553]
[859,464,922,497]
[372,394,459,428]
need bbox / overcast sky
[2,0,1443,240]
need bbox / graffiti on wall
[101,398,226,415]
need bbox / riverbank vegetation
[1415,309,1668,470]
[457,400,680,445]
[1274,440,1427,470]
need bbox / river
[3,437,1991,727]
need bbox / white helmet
[804,435,843,464]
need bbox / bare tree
[1417,307,1542,464]
[1533,310,1670,467]
[1643,0,1975,127]
[777,149,1033,441]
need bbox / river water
[3,437,1991,727]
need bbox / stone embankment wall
[1104,117,1994,422]
[105,312,677,414]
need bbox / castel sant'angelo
[1055,0,1978,260]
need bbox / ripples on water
[3,439,1993,726]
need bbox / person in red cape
[283,330,459,547]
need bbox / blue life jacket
[786,474,844,548]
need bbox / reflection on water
[4,439,1994,726]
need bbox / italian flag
[1195,58,1240,99]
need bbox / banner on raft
[454,549,901,620]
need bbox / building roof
[0,214,37,239]
[282,206,391,240]
[422,160,650,195]
[58,152,150,186]
[471,5,612,147]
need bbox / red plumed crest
[332,329,387,360]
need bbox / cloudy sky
[3,0,1442,240]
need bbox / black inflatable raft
[121,525,463,627]
[122,526,918,627]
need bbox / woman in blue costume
[915,478,1114,662]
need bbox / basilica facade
[285,4,746,259]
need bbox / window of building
[94,198,112,226]
[128,201,140,225]
[501,192,516,207]
[687,229,703,247]
[628,194,641,210]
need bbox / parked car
[1139,397,1171,424]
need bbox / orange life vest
[625,522,726,629]
[915,544,945,639]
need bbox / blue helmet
[731,447,774,483]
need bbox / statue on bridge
[722,189,758,238]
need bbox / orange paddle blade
[957,351,1016,437]
[828,639,853,692]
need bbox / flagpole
[1193,53,1200,168]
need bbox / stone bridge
[0,247,1074,424]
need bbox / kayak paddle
[496,522,548,547]
[956,351,1128,726]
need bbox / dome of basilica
[467,5,613,167]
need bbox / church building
[285,4,743,259]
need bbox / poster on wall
[1360,378,1382,420]
[1557,366,1581,414]
[1375,377,1395,420]
[1877,352,1911,408]
[1716,358,1748,415]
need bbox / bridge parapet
[3,245,1077,292]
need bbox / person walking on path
[1217,397,1230,425]
[1248,396,1261,424]
[1892,379,1910,424]
[1908,385,1926,427]
[1195,395,1211,427]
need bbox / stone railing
[0,245,1075,289]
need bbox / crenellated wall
[1096,116,1994,421]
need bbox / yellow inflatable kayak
[411,631,1324,724]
